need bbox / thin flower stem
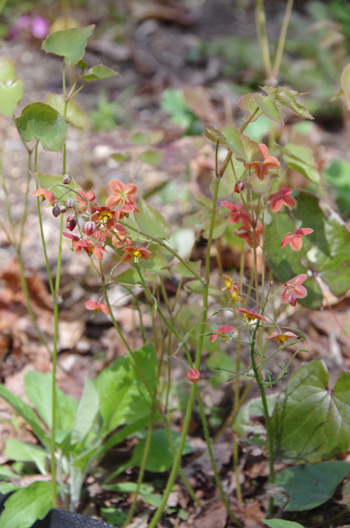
[149,168,222,527]
[118,221,204,282]
[195,386,242,527]
[272,0,294,81]
[249,319,275,517]
[147,385,196,528]
[122,400,157,528]
[255,0,272,79]
[19,153,32,249]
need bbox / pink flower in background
[281,228,313,251]
[30,16,50,38]
[85,300,110,316]
[221,201,245,225]
[11,15,49,40]
[210,325,235,342]
[268,188,296,212]
[282,274,308,305]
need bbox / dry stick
[272,0,295,81]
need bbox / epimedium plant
[1,17,350,528]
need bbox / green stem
[272,0,294,81]
[249,320,275,517]
[255,0,272,79]
[149,172,222,527]
[196,387,242,527]
[147,385,196,528]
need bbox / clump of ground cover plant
[1,3,350,528]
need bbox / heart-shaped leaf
[45,92,88,130]
[0,80,24,117]
[134,198,170,239]
[254,93,283,123]
[81,64,119,82]
[14,103,67,152]
[272,360,350,464]
[275,461,350,511]
[221,124,245,157]
[42,25,95,66]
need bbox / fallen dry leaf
[193,499,227,528]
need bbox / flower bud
[60,205,66,214]
[187,368,200,383]
[234,180,245,193]
[85,221,96,236]
[63,174,71,184]
[66,198,75,209]
[288,293,297,307]
[52,205,61,217]
[66,213,77,232]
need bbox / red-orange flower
[63,232,81,252]
[234,216,263,248]
[266,331,296,346]
[282,274,308,305]
[244,144,280,180]
[121,246,152,263]
[210,325,235,342]
[187,368,200,383]
[281,228,313,251]
[76,240,105,260]
[232,307,267,322]
[91,206,117,229]
[268,188,296,212]
[32,187,55,205]
[75,190,97,213]
[106,180,138,209]
[85,300,110,316]
[221,201,245,225]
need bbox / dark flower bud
[234,180,245,193]
[66,213,77,232]
[63,174,71,184]
[85,221,96,236]
[66,198,75,209]
[288,293,297,307]
[59,206,66,214]
[52,205,61,217]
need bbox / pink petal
[294,284,307,299]
[293,274,307,286]
[219,325,235,333]
[281,234,293,248]
[259,143,269,160]
[290,236,303,251]
[283,195,296,208]
[269,196,284,213]
[124,183,138,196]
[106,195,120,208]
[109,179,125,195]
[85,300,99,311]
[281,290,290,303]
[100,302,110,315]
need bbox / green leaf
[45,92,88,130]
[207,353,237,387]
[138,150,163,165]
[113,268,154,286]
[254,93,283,123]
[233,394,278,439]
[173,260,201,278]
[240,134,265,162]
[30,172,79,204]
[272,360,350,464]
[0,481,52,528]
[0,385,47,447]
[203,218,229,239]
[0,466,18,479]
[97,344,156,432]
[101,508,127,526]
[128,429,192,472]
[276,88,313,120]
[42,25,95,66]
[238,94,258,116]
[341,64,350,109]
[0,59,17,82]
[275,461,350,511]
[203,125,227,146]
[185,279,222,297]
[135,198,170,239]
[81,64,120,81]
[24,371,78,434]
[0,483,18,494]
[14,103,67,152]
[161,88,194,128]
[71,378,99,444]
[0,79,24,118]
[281,143,320,184]
[5,439,47,475]
[265,191,350,309]
[221,124,245,157]
[139,251,170,276]
[263,521,305,528]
